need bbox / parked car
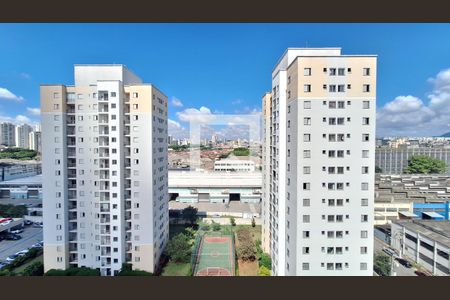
[32,222,43,228]
[382,247,398,257]
[15,249,29,256]
[6,254,19,262]
[31,242,42,249]
[0,262,7,269]
[4,234,21,240]
[415,270,428,276]
[395,258,412,268]
[24,220,33,226]
[10,229,23,234]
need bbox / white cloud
[377,68,450,137]
[0,87,24,102]
[232,99,243,105]
[168,119,188,139]
[176,106,217,123]
[26,107,41,116]
[171,97,184,108]
[0,114,34,125]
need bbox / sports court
[192,235,235,276]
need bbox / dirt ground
[238,260,258,276]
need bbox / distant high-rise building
[263,48,376,276]
[41,64,169,276]
[168,135,173,145]
[211,134,218,145]
[15,124,34,148]
[29,131,42,153]
[0,122,16,147]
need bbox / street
[374,236,417,276]
[0,226,43,262]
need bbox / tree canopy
[404,155,446,174]
[374,253,391,276]
[181,206,198,225]
[0,148,37,160]
[165,233,192,263]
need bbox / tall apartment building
[15,124,34,148]
[376,147,450,174]
[263,48,376,275]
[41,65,169,276]
[0,122,16,147]
[262,92,272,254]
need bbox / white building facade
[264,48,377,276]
[41,65,169,276]
[214,159,256,172]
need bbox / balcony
[99,128,109,135]
[67,116,76,125]
[99,182,110,191]
[67,149,76,157]
[100,204,110,213]
[100,193,110,202]
[100,217,110,224]
[67,128,75,135]
[99,149,110,158]
[99,104,109,113]
[99,115,109,124]
[101,248,111,256]
[99,162,110,169]
[101,236,111,246]
[98,91,109,101]
[69,243,78,252]
[68,181,77,189]
[68,201,77,210]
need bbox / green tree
[374,253,391,276]
[212,222,221,231]
[165,233,192,263]
[404,155,446,174]
[230,217,236,226]
[251,217,256,227]
[0,148,37,160]
[0,204,27,217]
[181,206,198,225]
[118,263,152,276]
[22,261,44,276]
[258,266,271,276]
[233,147,250,156]
[45,267,100,276]
[259,253,272,270]
[375,166,383,173]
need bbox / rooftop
[393,219,450,248]
[169,171,262,188]
[0,175,42,186]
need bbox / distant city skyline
[1,24,450,137]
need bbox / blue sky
[1,23,450,137]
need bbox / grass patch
[161,262,191,276]
[12,255,43,275]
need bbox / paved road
[374,237,417,276]
[0,226,43,261]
